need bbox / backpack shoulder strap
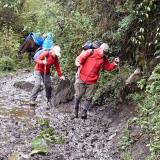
[104,56,106,63]
[81,49,94,65]
[46,49,50,59]
[88,49,94,58]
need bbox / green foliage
[0,56,15,71]
[146,64,160,99]
[137,78,147,90]
[0,0,24,32]
[130,0,160,70]
[121,151,134,160]
[126,93,144,104]
[31,120,64,154]
[36,119,50,127]
[0,26,20,57]
[93,61,135,105]
[15,54,35,69]
[30,136,50,154]
[155,42,160,59]
[117,121,134,150]
[119,64,160,159]
[0,25,33,71]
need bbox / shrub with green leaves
[0,26,20,58]
[0,56,15,71]
[93,61,135,105]
[118,64,160,159]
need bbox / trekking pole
[44,57,47,98]
[44,58,47,80]
[118,65,121,79]
[118,64,124,86]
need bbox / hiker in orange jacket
[73,43,120,119]
[29,45,65,108]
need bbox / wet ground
[0,70,136,160]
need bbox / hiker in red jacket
[29,45,65,108]
[73,43,120,119]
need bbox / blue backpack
[26,32,44,45]
[33,49,50,62]
[42,32,55,49]
[42,37,54,49]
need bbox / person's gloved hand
[60,76,65,80]
[75,61,80,67]
[43,59,47,65]
[115,57,120,65]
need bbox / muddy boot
[81,100,92,119]
[71,98,80,120]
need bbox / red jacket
[35,50,62,77]
[75,48,118,84]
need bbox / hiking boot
[81,112,87,119]
[70,113,79,120]
[29,100,36,106]
[70,98,81,120]
[81,100,92,119]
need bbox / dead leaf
[107,133,116,141]
[30,149,47,156]
[136,133,143,139]
[20,152,30,159]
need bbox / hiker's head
[51,45,61,57]
[100,43,109,56]
[91,41,101,49]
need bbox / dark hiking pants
[30,70,52,101]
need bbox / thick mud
[0,70,136,160]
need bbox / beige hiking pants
[74,77,95,101]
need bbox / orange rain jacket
[35,50,62,77]
[75,48,118,84]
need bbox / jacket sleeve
[54,57,62,78]
[35,51,48,65]
[75,49,92,66]
[103,58,118,71]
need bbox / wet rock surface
[0,70,135,160]
[52,78,74,107]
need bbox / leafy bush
[93,61,135,105]
[0,26,20,58]
[0,56,15,71]
[118,64,160,159]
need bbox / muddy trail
[0,70,136,160]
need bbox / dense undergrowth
[0,0,160,159]
[117,64,160,159]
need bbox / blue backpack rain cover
[42,37,54,49]
[33,49,50,62]
[33,32,55,61]
[26,32,44,46]
[42,32,55,49]
[33,33,44,46]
